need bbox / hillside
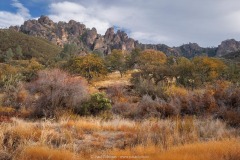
[223,50,240,62]
[9,15,240,59]
[12,16,211,57]
[0,29,61,63]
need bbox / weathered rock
[12,15,239,58]
[216,39,240,57]
[85,28,98,47]
[93,36,105,50]
[38,15,55,27]
[174,43,204,58]
[104,27,115,43]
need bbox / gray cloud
[1,0,240,47]
[45,0,240,47]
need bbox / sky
[0,0,240,47]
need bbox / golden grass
[11,125,41,141]
[107,139,240,160]
[89,71,132,93]
[0,117,238,159]
[18,146,77,160]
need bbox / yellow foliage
[139,49,167,66]
[0,64,18,76]
[166,86,188,97]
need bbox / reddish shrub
[107,85,125,98]
[26,69,89,118]
[112,102,138,118]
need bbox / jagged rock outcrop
[137,43,179,56]
[216,39,240,57]
[17,16,87,47]
[174,43,203,57]
[9,15,239,58]
[11,16,137,55]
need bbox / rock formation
[216,39,240,57]
[11,16,136,55]
[9,15,240,58]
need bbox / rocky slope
[216,39,240,57]
[9,16,240,58]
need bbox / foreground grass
[108,139,240,160]
[0,116,239,160]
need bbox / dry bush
[136,95,177,118]
[223,110,240,127]
[0,150,11,160]
[111,81,240,126]
[26,69,89,118]
[107,84,125,99]
[132,75,168,99]
[112,102,138,118]
[140,82,240,126]
[1,83,28,109]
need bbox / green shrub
[76,93,111,116]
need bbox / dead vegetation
[0,116,239,160]
[0,69,239,159]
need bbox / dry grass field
[0,115,239,160]
[0,70,239,160]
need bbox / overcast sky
[0,0,240,47]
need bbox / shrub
[26,69,89,118]
[112,102,138,118]
[107,85,125,98]
[75,93,111,116]
[66,54,107,81]
[137,95,177,118]
[131,74,168,100]
[1,75,27,109]
[123,81,240,125]
[105,49,127,77]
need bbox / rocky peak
[13,15,240,58]
[38,15,54,26]
[83,27,98,47]
[116,30,128,41]
[104,27,115,42]
[181,43,201,50]
[216,39,240,57]
[14,16,137,54]
[173,43,204,58]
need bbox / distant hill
[10,16,217,58]
[8,16,240,59]
[0,29,61,64]
[223,50,240,62]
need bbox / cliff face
[9,16,240,58]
